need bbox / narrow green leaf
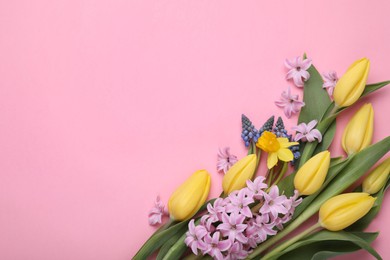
[362,81,390,97]
[134,197,216,259]
[156,225,187,260]
[274,231,380,260]
[133,220,188,260]
[162,229,188,260]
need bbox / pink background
[1,1,389,259]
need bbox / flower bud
[342,103,374,155]
[168,170,211,221]
[333,58,370,107]
[363,158,390,194]
[294,151,330,195]
[222,154,256,195]
[319,193,376,231]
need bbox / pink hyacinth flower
[285,56,312,87]
[292,120,322,143]
[217,147,238,174]
[246,176,268,200]
[217,212,248,244]
[226,242,249,260]
[275,87,305,118]
[203,232,231,260]
[226,189,254,218]
[184,219,208,255]
[148,196,166,226]
[260,186,288,218]
[322,71,338,97]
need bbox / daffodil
[256,131,298,169]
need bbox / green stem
[255,148,262,169]
[267,169,274,187]
[133,219,184,260]
[262,222,322,260]
[272,162,288,186]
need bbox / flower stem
[272,162,288,186]
[261,222,322,260]
[267,169,274,187]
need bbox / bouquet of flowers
[134,55,390,260]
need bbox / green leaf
[134,197,216,259]
[347,178,390,231]
[156,225,188,260]
[274,231,381,260]
[298,63,331,124]
[362,81,390,97]
[277,170,296,197]
[133,220,188,260]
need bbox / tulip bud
[333,58,370,108]
[319,193,376,231]
[363,158,390,194]
[294,151,330,195]
[222,154,256,195]
[342,103,374,155]
[168,170,211,221]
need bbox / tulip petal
[319,193,376,231]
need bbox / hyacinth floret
[185,176,302,259]
[241,114,260,147]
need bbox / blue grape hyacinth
[241,114,260,147]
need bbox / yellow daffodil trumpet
[168,170,211,221]
[363,158,390,194]
[342,103,374,155]
[294,151,330,195]
[319,193,376,231]
[222,154,256,195]
[333,58,370,108]
[256,131,298,169]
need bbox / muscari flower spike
[272,117,301,164]
[241,114,260,147]
[259,115,275,136]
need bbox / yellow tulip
[342,103,374,155]
[363,158,390,194]
[168,170,211,221]
[333,58,370,108]
[319,193,376,231]
[222,154,256,195]
[294,151,330,195]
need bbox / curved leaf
[274,230,380,260]
[362,81,390,97]
[298,61,331,124]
